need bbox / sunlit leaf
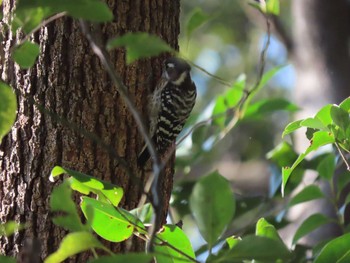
[50,180,87,231]
[50,166,123,206]
[256,218,284,242]
[339,97,350,112]
[12,41,40,69]
[44,232,107,263]
[331,105,350,132]
[266,0,280,15]
[81,197,143,242]
[288,185,324,207]
[189,171,235,249]
[0,82,17,141]
[300,118,326,130]
[225,236,241,249]
[107,32,173,64]
[282,131,335,196]
[186,7,210,39]
[154,225,196,263]
[315,104,333,128]
[282,119,303,137]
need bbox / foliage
[2,0,350,262]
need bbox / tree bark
[0,0,180,261]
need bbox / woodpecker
[137,57,197,166]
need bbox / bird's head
[163,57,191,85]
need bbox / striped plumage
[137,57,197,166]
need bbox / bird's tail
[137,144,151,167]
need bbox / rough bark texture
[0,0,180,261]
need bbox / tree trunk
[292,0,350,118]
[0,0,180,261]
[280,0,350,246]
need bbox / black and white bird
[137,57,197,166]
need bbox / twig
[335,142,350,171]
[13,12,67,48]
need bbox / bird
[137,57,197,167]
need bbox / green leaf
[212,235,291,262]
[244,98,299,119]
[0,221,26,237]
[189,171,235,249]
[315,104,333,128]
[282,119,303,137]
[339,97,350,112]
[0,83,17,141]
[12,41,40,69]
[266,142,298,167]
[88,253,153,263]
[317,153,336,180]
[44,232,106,263]
[266,0,280,15]
[12,7,51,33]
[212,75,245,127]
[129,203,153,224]
[282,131,335,196]
[331,105,350,132]
[314,233,350,263]
[300,117,326,130]
[225,236,241,249]
[0,255,16,263]
[154,225,196,263]
[16,0,113,23]
[50,166,123,206]
[81,197,143,242]
[256,218,284,244]
[186,8,210,39]
[50,180,87,231]
[337,172,350,197]
[292,214,331,245]
[107,32,173,64]
[288,185,324,207]
[242,67,283,112]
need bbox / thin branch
[335,142,350,171]
[14,12,67,48]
